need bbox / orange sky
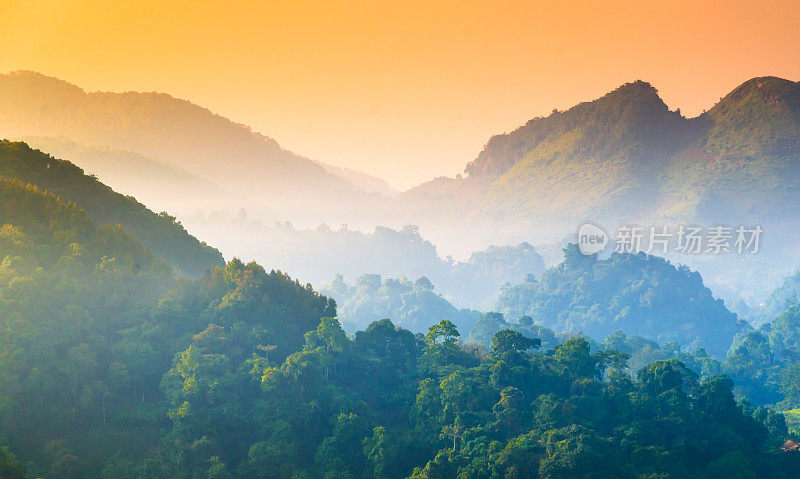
[1,0,799,189]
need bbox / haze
[2,0,799,189]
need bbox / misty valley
[3,61,800,478]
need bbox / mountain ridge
[396,76,800,246]
[0,70,389,228]
[0,140,224,277]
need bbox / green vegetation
[467,312,564,352]
[0,446,25,479]
[149,316,800,478]
[782,409,800,433]
[496,245,746,357]
[720,305,800,408]
[1,173,800,477]
[463,80,702,227]
[703,77,800,156]
[0,178,334,476]
[466,81,694,181]
[0,140,223,277]
[396,77,800,303]
[3,80,800,476]
[458,77,800,232]
[322,274,480,333]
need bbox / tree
[363,426,393,479]
[0,446,25,479]
[637,359,698,397]
[781,362,800,408]
[440,416,465,452]
[555,338,600,380]
[490,329,540,358]
[304,317,348,380]
[425,320,459,346]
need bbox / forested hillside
[393,77,800,296]
[0,176,799,477]
[0,176,174,474]
[322,274,480,333]
[0,140,223,277]
[4,74,800,478]
[444,76,800,231]
[0,178,336,476]
[496,245,746,357]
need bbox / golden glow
[1,0,799,188]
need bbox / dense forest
[317,242,546,333]
[496,245,746,357]
[0,172,336,476]
[2,140,800,478]
[322,274,480,334]
[0,140,223,277]
[0,165,797,478]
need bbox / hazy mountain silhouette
[312,159,398,197]
[0,71,386,226]
[18,136,233,213]
[0,140,223,277]
[395,77,800,258]
[5,71,800,297]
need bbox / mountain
[0,175,166,276]
[393,76,800,297]
[399,76,800,237]
[658,77,800,224]
[496,245,747,357]
[0,126,793,479]
[18,136,234,213]
[0,140,223,277]
[0,71,387,226]
[393,81,700,249]
[312,160,398,197]
[0,170,336,471]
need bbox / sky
[1,0,799,190]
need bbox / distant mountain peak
[592,79,671,116]
[2,70,84,95]
[710,76,800,115]
[724,76,799,100]
[465,79,679,179]
[604,79,662,101]
[704,75,800,154]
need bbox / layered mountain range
[2,71,799,298]
[0,71,388,227]
[397,77,800,253]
